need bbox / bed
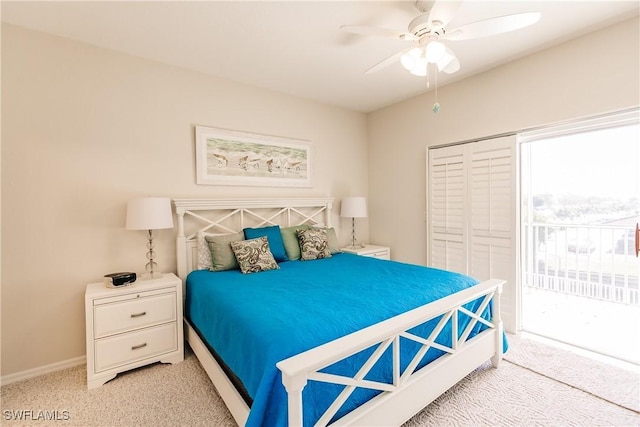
[174,198,505,427]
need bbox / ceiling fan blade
[428,0,463,27]
[445,12,541,41]
[365,47,413,74]
[340,25,418,41]
[437,47,460,74]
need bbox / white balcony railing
[522,223,639,305]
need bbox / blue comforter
[186,253,499,426]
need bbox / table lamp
[341,196,367,249]
[126,197,174,279]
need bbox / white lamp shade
[340,196,368,218]
[126,197,174,230]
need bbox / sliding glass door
[520,111,640,363]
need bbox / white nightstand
[84,273,184,389]
[341,244,391,260]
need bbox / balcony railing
[522,223,639,305]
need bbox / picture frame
[195,126,312,187]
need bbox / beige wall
[0,24,369,376]
[2,16,639,378]
[368,17,640,265]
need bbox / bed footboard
[276,279,505,427]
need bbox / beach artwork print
[195,126,311,187]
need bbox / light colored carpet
[2,336,639,426]
[504,333,640,413]
[1,346,235,427]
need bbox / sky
[526,124,639,200]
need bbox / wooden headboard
[173,197,334,281]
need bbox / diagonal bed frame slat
[277,280,505,427]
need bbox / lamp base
[140,230,163,281]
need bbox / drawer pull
[131,343,147,350]
[130,311,147,318]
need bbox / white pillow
[196,231,214,270]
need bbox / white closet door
[469,136,518,333]
[428,136,519,333]
[428,144,467,274]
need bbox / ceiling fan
[341,0,541,77]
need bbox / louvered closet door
[428,144,467,274]
[468,136,518,333]
[428,136,519,333]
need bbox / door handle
[635,222,639,258]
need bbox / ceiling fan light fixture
[407,55,429,77]
[400,54,415,71]
[436,52,454,70]
[425,41,446,63]
[439,56,460,74]
[400,47,423,71]
[435,46,461,74]
[409,57,428,76]
[344,1,542,79]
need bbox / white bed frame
[174,198,504,427]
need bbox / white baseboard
[1,356,86,386]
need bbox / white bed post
[325,200,333,228]
[281,373,307,427]
[491,284,504,368]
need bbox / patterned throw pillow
[230,236,279,274]
[297,228,332,261]
[311,226,342,254]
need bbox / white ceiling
[2,1,638,112]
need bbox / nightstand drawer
[94,292,176,338]
[362,250,390,260]
[85,273,183,389]
[342,245,391,260]
[94,323,177,372]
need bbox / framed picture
[195,126,312,187]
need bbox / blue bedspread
[186,253,501,426]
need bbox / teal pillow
[280,224,310,260]
[243,225,288,262]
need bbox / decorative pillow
[297,228,332,261]
[243,225,288,262]
[230,236,280,274]
[280,224,310,260]
[196,231,215,270]
[312,226,341,254]
[205,232,244,271]
[326,227,341,254]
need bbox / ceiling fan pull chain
[426,65,430,89]
[433,66,441,113]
